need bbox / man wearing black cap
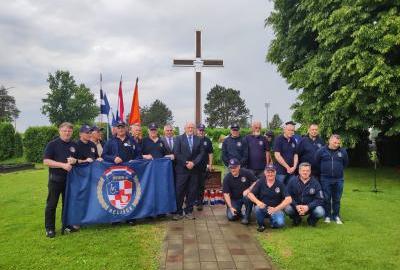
[43,122,77,238]
[265,130,274,150]
[75,124,102,164]
[222,158,257,225]
[196,123,214,210]
[247,164,292,232]
[102,121,141,163]
[222,123,248,173]
[246,121,271,178]
[173,122,205,220]
[142,123,171,160]
[274,121,298,185]
[90,126,105,157]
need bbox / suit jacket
[161,136,176,155]
[174,133,205,174]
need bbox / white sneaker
[335,217,343,225]
[324,217,331,223]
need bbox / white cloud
[0,0,297,132]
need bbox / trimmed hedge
[14,132,23,158]
[0,122,16,160]
[23,126,58,163]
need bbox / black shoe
[172,214,184,221]
[241,217,249,225]
[62,225,79,235]
[185,213,196,220]
[257,226,265,232]
[127,219,136,226]
[293,217,302,226]
[46,229,55,238]
[197,204,203,211]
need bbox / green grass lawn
[257,167,400,270]
[0,168,166,270]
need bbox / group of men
[43,119,348,238]
[43,120,213,238]
[221,121,348,232]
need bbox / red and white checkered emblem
[107,180,132,210]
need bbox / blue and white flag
[63,158,176,225]
[100,89,110,116]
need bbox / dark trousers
[175,173,199,215]
[197,171,208,205]
[45,176,66,230]
[321,179,344,219]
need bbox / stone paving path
[160,205,276,270]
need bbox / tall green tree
[41,70,98,125]
[0,85,20,122]
[269,114,283,130]
[204,84,250,128]
[139,99,173,127]
[267,0,400,147]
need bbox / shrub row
[0,122,23,161]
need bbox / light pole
[249,114,253,126]
[264,102,270,129]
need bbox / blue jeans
[284,205,325,224]
[320,179,344,219]
[254,206,285,228]
[276,174,295,186]
[226,197,253,221]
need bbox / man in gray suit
[173,122,205,220]
[161,124,175,156]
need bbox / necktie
[188,136,193,152]
[169,137,173,150]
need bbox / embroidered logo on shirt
[69,146,76,153]
[91,147,95,153]
[204,141,208,146]
[160,143,163,147]
[259,141,263,146]
[337,152,342,157]
[237,142,242,147]
[317,143,322,148]
[291,143,295,148]
[275,187,280,193]
[123,143,131,147]
[241,177,246,183]
[309,188,315,195]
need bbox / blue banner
[64,158,176,225]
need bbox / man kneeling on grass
[223,158,257,225]
[247,164,292,232]
[284,162,325,227]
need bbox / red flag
[129,77,141,125]
[118,76,125,121]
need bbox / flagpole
[100,73,103,125]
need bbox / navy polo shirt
[297,135,325,172]
[141,137,167,159]
[251,176,288,207]
[246,135,270,170]
[43,137,77,177]
[223,168,257,200]
[273,135,297,175]
[76,140,99,161]
[199,136,214,169]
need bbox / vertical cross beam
[173,30,223,126]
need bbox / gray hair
[298,162,312,170]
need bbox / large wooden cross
[173,30,223,125]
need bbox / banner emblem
[97,166,141,215]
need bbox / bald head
[251,121,262,136]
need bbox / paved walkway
[160,205,276,270]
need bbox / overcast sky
[0,0,298,132]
